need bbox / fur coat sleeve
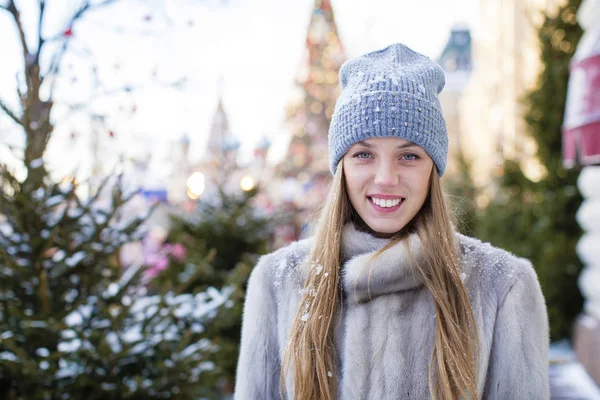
[234,254,281,400]
[482,258,550,399]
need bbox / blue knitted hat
[328,43,448,176]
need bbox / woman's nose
[373,162,399,186]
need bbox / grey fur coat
[234,224,549,399]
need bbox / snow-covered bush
[0,169,231,399]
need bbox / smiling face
[342,137,434,237]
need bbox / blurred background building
[459,0,565,194]
[563,0,600,386]
[437,27,473,178]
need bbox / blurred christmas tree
[0,168,232,399]
[475,0,584,340]
[148,183,276,393]
[443,150,478,236]
[278,0,345,177]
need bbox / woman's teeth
[371,197,402,208]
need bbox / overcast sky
[0,0,479,186]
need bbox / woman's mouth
[367,196,404,212]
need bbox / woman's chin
[364,221,406,237]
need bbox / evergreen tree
[147,184,277,394]
[279,0,345,177]
[443,149,478,236]
[0,2,235,397]
[0,168,232,399]
[475,0,584,340]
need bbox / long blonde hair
[281,160,479,400]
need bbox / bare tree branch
[2,1,30,77]
[0,98,22,126]
[37,1,46,54]
[52,84,156,126]
[69,0,120,27]
[43,0,120,87]
[45,40,69,83]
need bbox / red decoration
[71,132,76,139]
[63,27,73,38]
[563,32,600,167]
[109,130,115,138]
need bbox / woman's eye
[354,151,372,159]
[402,153,420,161]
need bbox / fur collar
[341,223,425,303]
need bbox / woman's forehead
[352,137,420,148]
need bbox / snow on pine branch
[60,285,234,358]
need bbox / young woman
[234,44,549,400]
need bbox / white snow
[24,321,48,328]
[122,295,132,306]
[29,158,43,168]
[65,251,86,267]
[18,244,30,252]
[104,282,120,298]
[35,348,50,357]
[56,359,80,379]
[122,327,143,344]
[67,207,83,218]
[46,195,64,207]
[551,362,600,399]
[52,284,233,383]
[64,304,93,326]
[52,250,66,262]
[94,213,108,225]
[64,289,78,303]
[178,339,211,359]
[0,352,18,361]
[105,332,122,353]
[32,188,45,200]
[58,339,82,353]
[61,329,77,340]
[1,331,14,339]
[128,342,149,355]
